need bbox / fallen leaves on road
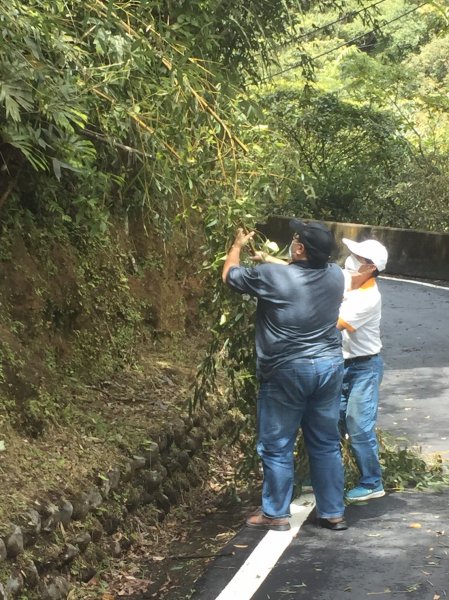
[113,573,153,596]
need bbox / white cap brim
[342,238,364,256]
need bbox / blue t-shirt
[226,261,344,379]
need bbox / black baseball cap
[289,219,334,267]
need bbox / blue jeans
[340,355,384,488]
[257,356,345,520]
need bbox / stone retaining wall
[257,217,449,281]
[0,403,230,599]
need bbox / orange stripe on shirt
[338,317,356,332]
[360,277,376,290]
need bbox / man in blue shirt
[222,220,347,531]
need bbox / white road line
[380,276,449,290]
[214,494,316,600]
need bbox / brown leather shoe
[246,513,291,531]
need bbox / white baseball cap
[342,238,388,272]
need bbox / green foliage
[0,0,302,240]
[248,0,449,233]
[380,442,449,491]
[341,433,449,492]
[254,88,411,222]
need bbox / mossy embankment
[0,217,232,599]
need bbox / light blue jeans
[257,356,345,520]
[340,355,384,488]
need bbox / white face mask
[344,254,363,273]
[288,242,294,260]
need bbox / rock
[141,505,160,527]
[190,427,205,445]
[6,572,23,597]
[78,566,97,583]
[163,455,181,475]
[186,467,201,487]
[154,431,168,452]
[165,425,175,449]
[193,409,209,428]
[34,543,63,571]
[21,558,40,588]
[18,509,41,545]
[86,487,103,510]
[155,492,171,514]
[89,519,104,542]
[184,415,194,431]
[71,492,90,520]
[174,473,191,492]
[100,511,122,535]
[139,469,163,493]
[158,464,168,479]
[124,487,144,513]
[6,524,24,558]
[119,535,132,552]
[163,482,179,505]
[60,543,79,564]
[55,576,71,596]
[37,500,65,532]
[108,467,121,491]
[42,516,59,533]
[172,418,186,447]
[0,538,7,562]
[109,539,122,558]
[99,467,120,497]
[99,475,111,498]
[141,441,160,466]
[185,436,200,454]
[204,402,217,419]
[208,421,221,440]
[177,450,190,470]
[122,459,134,482]
[72,531,91,552]
[36,499,57,517]
[140,490,154,505]
[185,428,205,454]
[157,509,167,523]
[40,575,70,600]
[58,499,73,525]
[131,455,146,470]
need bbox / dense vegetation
[1,0,448,477]
[3,1,448,241]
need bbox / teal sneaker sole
[346,489,385,502]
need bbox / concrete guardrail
[257,217,449,282]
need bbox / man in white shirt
[337,238,388,502]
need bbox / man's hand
[232,228,255,249]
[250,251,267,263]
[250,251,288,265]
[222,228,255,283]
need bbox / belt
[344,354,378,367]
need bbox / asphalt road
[379,277,449,456]
[192,277,449,600]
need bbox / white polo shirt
[338,277,382,359]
